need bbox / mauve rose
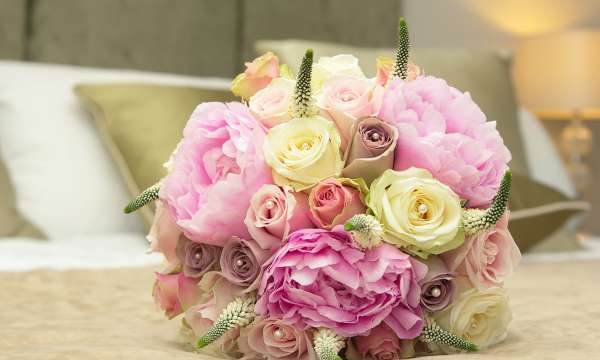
[342,117,398,184]
[419,256,456,312]
[442,213,521,289]
[175,237,220,278]
[238,316,317,360]
[244,184,313,250]
[354,324,408,360]
[152,272,201,319]
[147,200,181,264]
[308,178,367,230]
[221,237,272,291]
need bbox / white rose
[313,54,365,90]
[367,167,465,258]
[249,78,295,128]
[433,283,512,351]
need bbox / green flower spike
[344,214,384,249]
[392,17,410,80]
[123,181,161,214]
[313,328,345,360]
[196,297,256,349]
[421,318,478,352]
[291,49,317,119]
[462,170,512,236]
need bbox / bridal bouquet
[126,19,520,359]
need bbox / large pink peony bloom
[378,77,511,207]
[161,102,273,246]
[257,227,427,338]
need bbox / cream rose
[367,167,464,258]
[249,78,295,128]
[263,116,343,191]
[433,283,512,351]
[312,54,365,90]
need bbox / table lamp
[513,30,600,193]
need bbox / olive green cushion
[509,175,588,252]
[0,158,45,239]
[75,84,236,228]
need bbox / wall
[404,0,600,234]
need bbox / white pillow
[517,108,576,198]
[0,61,231,238]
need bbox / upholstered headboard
[0,0,402,77]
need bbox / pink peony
[442,213,521,289]
[257,227,427,338]
[317,75,383,149]
[378,77,511,207]
[152,272,201,319]
[244,184,313,250]
[161,102,273,246]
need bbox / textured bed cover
[1,260,599,360]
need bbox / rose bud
[342,117,398,185]
[220,237,271,292]
[419,256,456,312]
[308,178,368,230]
[152,272,201,319]
[175,236,220,278]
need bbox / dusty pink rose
[249,78,295,128]
[238,316,316,360]
[317,75,383,149]
[378,76,511,207]
[308,178,366,229]
[152,272,201,319]
[232,52,280,99]
[419,256,456,312]
[442,213,521,289]
[244,184,312,250]
[176,237,220,278]
[257,227,427,338]
[375,56,421,86]
[147,200,181,264]
[220,237,272,292]
[354,324,406,360]
[161,102,273,246]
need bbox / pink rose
[231,52,280,99]
[257,227,427,338]
[249,78,295,128]
[379,76,511,207]
[238,316,317,360]
[375,56,421,86]
[184,271,244,336]
[244,184,313,250]
[354,324,407,360]
[147,200,180,264]
[152,272,201,319]
[308,178,366,229]
[442,213,521,289]
[176,237,221,278]
[161,102,273,246]
[317,75,383,150]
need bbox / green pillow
[76,83,236,228]
[0,157,45,239]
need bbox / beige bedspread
[1,261,599,360]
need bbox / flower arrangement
[126,18,521,359]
